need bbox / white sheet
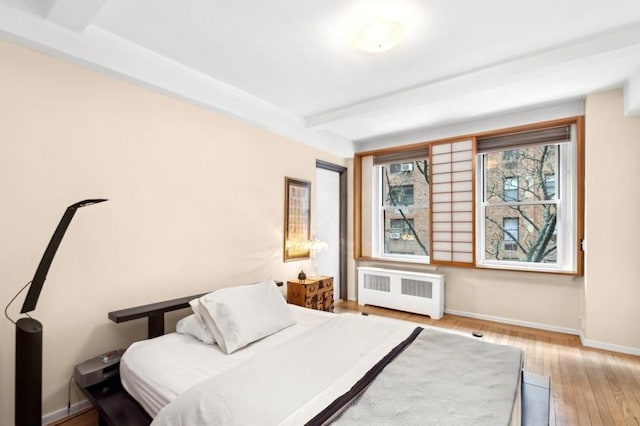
[120,304,334,417]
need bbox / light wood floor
[56,301,640,426]
[49,407,97,426]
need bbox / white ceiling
[1,0,640,157]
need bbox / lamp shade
[20,199,108,313]
[308,235,328,254]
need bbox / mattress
[123,305,522,425]
[120,304,335,417]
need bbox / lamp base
[16,317,42,426]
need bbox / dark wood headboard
[108,282,283,338]
[108,292,208,338]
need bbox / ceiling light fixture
[354,17,405,53]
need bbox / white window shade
[430,139,474,265]
[477,125,571,153]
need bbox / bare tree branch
[384,168,429,255]
[485,215,529,254]
[484,145,558,264]
[415,160,430,185]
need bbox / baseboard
[42,399,91,425]
[444,308,582,336]
[445,308,640,356]
[579,333,640,356]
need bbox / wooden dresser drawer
[287,276,334,312]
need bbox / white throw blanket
[151,314,417,426]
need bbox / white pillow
[176,314,216,345]
[189,298,205,323]
[189,298,223,346]
[198,279,296,354]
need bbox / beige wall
[0,39,348,423]
[357,260,583,331]
[584,89,640,351]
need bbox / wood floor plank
[600,352,639,425]
[545,333,561,425]
[610,354,640,418]
[557,344,580,425]
[569,345,597,426]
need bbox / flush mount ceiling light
[354,17,405,53]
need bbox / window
[356,120,581,274]
[477,124,576,272]
[503,217,519,251]
[503,150,519,161]
[389,184,414,205]
[390,219,415,240]
[543,175,556,199]
[503,177,519,201]
[372,156,429,261]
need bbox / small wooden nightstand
[287,276,334,312]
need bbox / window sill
[355,257,581,276]
[355,256,435,269]
[475,262,579,276]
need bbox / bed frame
[81,288,550,426]
[85,288,228,426]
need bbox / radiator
[357,267,445,319]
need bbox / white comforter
[151,314,417,426]
[121,304,334,417]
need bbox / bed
[110,279,525,426]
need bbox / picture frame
[284,177,311,261]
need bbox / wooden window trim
[354,116,585,276]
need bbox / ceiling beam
[624,71,640,117]
[46,0,107,33]
[305,22,640,129]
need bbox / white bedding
[149,314,522,426]
[120,304,334,417]
[151,313,419,426]
[123,304,522,426]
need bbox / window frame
[372,164,430,264]
[476,132,577,273]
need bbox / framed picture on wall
[284,177,311,261]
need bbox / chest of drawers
[287,276,334,312]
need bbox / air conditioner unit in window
[389,232,401,240]
[503,242,518,251]
[400,163,413,172]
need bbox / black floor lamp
[12,199,107,426]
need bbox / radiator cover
[357,267,445,319]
